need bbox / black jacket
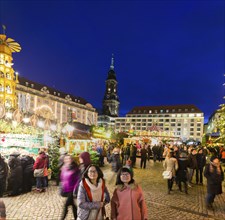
[204,163,224,195]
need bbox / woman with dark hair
[77,164,110,220]
[60,154,80,220]
[111,167,148,220]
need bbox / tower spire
[2,25,6,35]
[110,53,114,70]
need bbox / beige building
[0,33,97,127]
[16,76,97,126]
[115,104,204,142]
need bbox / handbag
[162,170,172,179]
[34,168,44,177]
[43,167,48,177]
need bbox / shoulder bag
[162,170,172,179]
[34,168,44,177]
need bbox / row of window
[126,113,202,118]
[117,124,201,130]
[117,118,201,123]
[116,122,202,127]
[117,128,202,137]
[132,108,197,114]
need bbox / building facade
[0,33,97,127]
[115,104,204,142]
[16,76,97,125]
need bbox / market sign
[0,133,43,148]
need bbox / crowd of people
[0,142,225,219]
[0,148,50,197]
[59,151,148,220]
[161,144,224,210]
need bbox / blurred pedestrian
[196,148,206,185]
[111,167,148,220]
[58,150,68,186]
[163,150,178,194]
[60,155,80,220]
[204,156,224,210]
[77,164,110,220]
[147,145,152,161]
[108,147,122,184]
[177,152,188,194]
[73,151,91,198]
[130,144,137,167]
[78,152,91,176]
[140,144,148,169]
[187,148,197,186]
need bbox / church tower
[0,28,21,108]
[102,54,120,117]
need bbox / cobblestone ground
[2,159,225,220]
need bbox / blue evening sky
[0,0,224,122]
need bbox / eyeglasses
[120,173,130,177]
[88,170,97,174]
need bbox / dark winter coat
[188,153,197,169]
[0,158,8,180]
[204,163,224,195]
[8,153,23,187]
[177,157,188,182]
[21,156,35,174]
[196,153,206,169]
[111,153,121,172]
[140,148,148,159]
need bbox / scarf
[84,178,104,220]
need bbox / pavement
[1,158,225,220]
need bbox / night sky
[0,0,224,122]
